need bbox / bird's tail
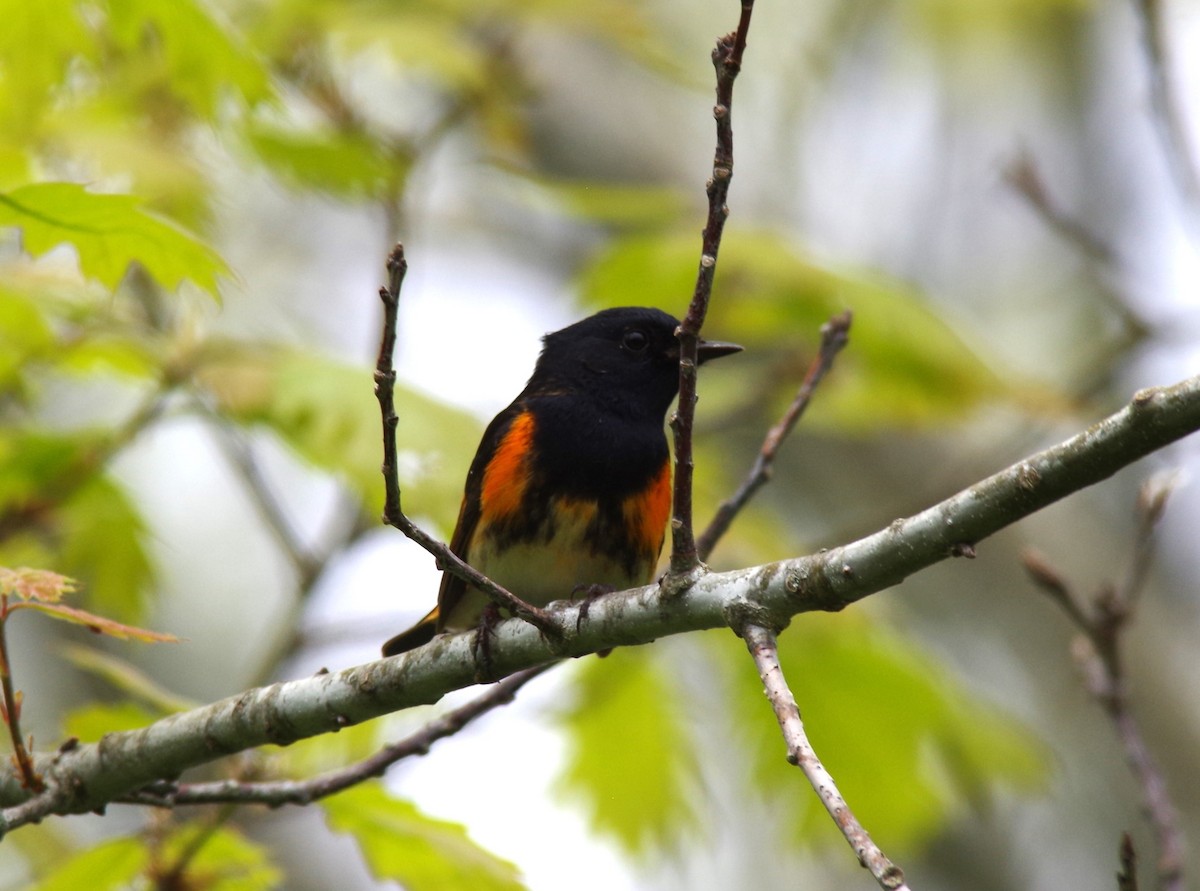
[381,606,439,656]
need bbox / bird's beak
[697,338,743,364]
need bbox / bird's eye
[622,329,649,352]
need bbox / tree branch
[670,3,755,579]
[1118,832,1140,891]
[116,665,552,809]
[1004,151,1114,264]
[741,623,909,890]
[2,375,1198,828]
[1131,0,1200,213]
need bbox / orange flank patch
[622,460,672,558]
[481,411,536,519]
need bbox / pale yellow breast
[440,496,654,632]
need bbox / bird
[381,306,741,656]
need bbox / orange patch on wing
[622,460,672,558]
[481,410,536,519]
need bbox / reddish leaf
[0,567,77,603]
[14,602,178,643]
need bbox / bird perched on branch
[382,306,741,656]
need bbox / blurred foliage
[63,644,200,713]
[580,229,1026,431]
[159,823,283,891]
[62,700,166,742]
[197,346,481,526]
[556,648,701,856]
[0,434,154,623]
[30,824,282,891]
[732,614,1045,849]
[60,646,197,741]
[244,123,406,200]
[269,709,399,779]
[905,0,1093,57]
[28,837,148,891]
[323,783,526,891]
[0,0,1111,887]
[557,623,1044,861]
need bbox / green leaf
[555,648,700,856]
[4,823,76,887]
[0,183,227,295]
[41,91,213,226]
[330,0,683,85]
[724,612,1046,851]
[0,283,160,398]
[578,229,1024,431]
[0,289,54,392]
[245,122,404,200]
[58,475,156,624]
[104,0,274,117]
[332,10,492,93]
[906,0,1093,53]
[28,836,147,891]
[0,0,91,136]
[480,0,686,79]
[0,431,84,509]
[199,346,481,528]
[506,170,689,228]
[54,334,160,380]
[60,701,162,742]
[161,824,282,891]
[271,714,416,780]
[323,783,526,891]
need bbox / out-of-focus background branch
[0,0,1198,889]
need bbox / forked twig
[373,245,561,643]
[1022,474,1184,891]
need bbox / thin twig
[1021,475,1185,891]
[118,665,552,808]
[1131,0,1200,214]
[696,310,851,561]
[1003,151,1152,364]
[373,245,561,642]
[1004,152,1114,264]
[669,3,756,579]
[740,623,910,890]
[0,600,41,793]
[1119,472,1176,611]
[1020,549,1093,632]
[1118,832,1140,891]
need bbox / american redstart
[382,306,741,656]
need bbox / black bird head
[529,307,741,420]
